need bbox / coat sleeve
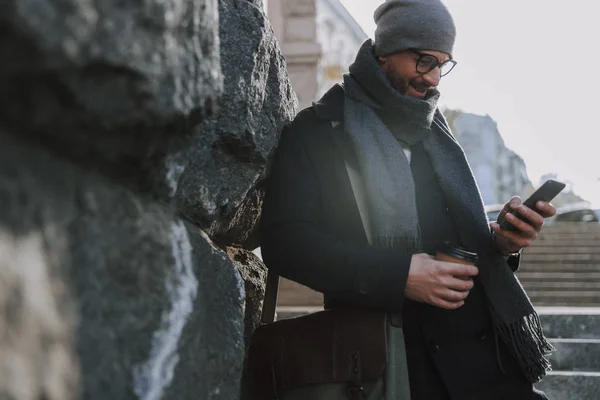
[259,120,412,312]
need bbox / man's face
[378,49,451,99]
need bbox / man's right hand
[404,253,478,310]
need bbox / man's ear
[378,56,387,63]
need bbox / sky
[340,0,600,206]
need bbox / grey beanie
[373,0,456,57]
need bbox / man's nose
[423,68,441,87]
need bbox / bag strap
[259,120,374,324]
[260,269,279,324]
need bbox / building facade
[266,0,321,109]
[445,110,533,205]
[265,0,367,109]
[315,0,368,98]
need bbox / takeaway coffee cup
[436,242,478,281]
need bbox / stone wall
[0,0,296,399]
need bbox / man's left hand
[490,196,557,254]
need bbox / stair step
[535,371,600,400]
[520,281,600,289]
[541,223,600,233]
[539,311,600,339]
[519,264,600,272]
[533,239,600,247]
[526,290,600,296]
[276,306,321,321]
[518,272,600,280]
[533,301,600,307]
[277,278,322,307]
[537,236,600,244]
[519,254,600,262]
[547,339,600,371]
[526,292,600,307]
[524,246,600,254]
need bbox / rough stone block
[0,132,246,399]
[0,0,221,197]
[175,0,297,248]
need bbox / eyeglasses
[408,49,457,77]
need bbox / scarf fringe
[492,309,555,383]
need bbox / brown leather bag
[246,306,388,400]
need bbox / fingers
[439,288,470,302]
[536,201,557,218]
[502,212,538,236]
[446,276,475,292]
[406,256,477,310]
[440,262,479,277]
[492,222,536,248]
[497,196,522,222]
[516,205,545,230]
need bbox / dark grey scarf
[343,39,553,383]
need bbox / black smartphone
[498,179,566,231]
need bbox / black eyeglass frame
[408,49,457,77]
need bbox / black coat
[260,85,546,400]
[260,85,413,312]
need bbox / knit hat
[373,0,456,57]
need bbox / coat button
[428,339,440,353]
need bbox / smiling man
[259,0,555,399]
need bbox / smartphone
[498,179,566,231]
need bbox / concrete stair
[535,310,600,399]
[537,372,600,400]
[518,222,600,307]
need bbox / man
[260,0,555,398]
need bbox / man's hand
[490,196,557,254]
[405,253,478,310]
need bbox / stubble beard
[383,63,431,98]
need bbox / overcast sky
[340,0,600,205]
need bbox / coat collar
[312,84,345,122]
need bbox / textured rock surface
[0,0,295,398]
[0,0,222,198]
[227,247,268,349]
[175,0,297,248]
[0,133,247,399]
[0,220,79,400]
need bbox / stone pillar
[268,0,321,110]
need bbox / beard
[383,63,431,98]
